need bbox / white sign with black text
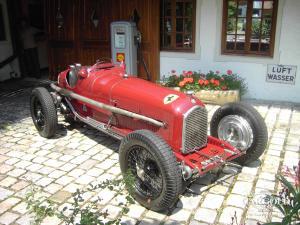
[266,64,297,85]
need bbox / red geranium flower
[198,79,205,85]
[187,71,193,76]
[183,77,193,83]
[221,85,227,90]
[214,80,220,86]
[179,81,186,87]
[210,78,215,84]
[227,70,233,75]
[204,80,209,85]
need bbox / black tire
[30,87,58,138]
[119,130,182,211]
[210,102,268,165]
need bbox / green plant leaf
[276,204,287,215]
[288,202,300,219]
[278,175,297,197]
[296,192,300,202]
[261,222,283,225]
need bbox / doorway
[5,0,48,79]
[46,0,160,82]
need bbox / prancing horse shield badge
[163,94,179,104]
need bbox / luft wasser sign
[266,65,297,85]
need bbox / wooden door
[46,0,78,79]
[78,0,118,65]
[115,0,160,82]
[46,0,160,82]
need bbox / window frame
[160,0,197,52]
[221,0,278,57]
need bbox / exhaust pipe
[50,83,165,128]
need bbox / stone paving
[0,87,299,225]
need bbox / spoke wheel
[128,146,163,199]
[119,130,182,212]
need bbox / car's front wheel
[119,130,182,212]
[210,102,268,165]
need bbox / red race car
[30,60,268,211]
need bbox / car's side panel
[60,67,124,124]
[109,76,205,152]
[58,65,206,152]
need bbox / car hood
[110,77,204,122]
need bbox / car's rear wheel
[119,130,182,212]
[210,102,268,165]
[30,87,58,138]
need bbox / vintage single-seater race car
[30,60,268,211]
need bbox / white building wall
[160,0,300,103]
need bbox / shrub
[263,161,300,225]
[162,70,248,96]
[25,172,135,225]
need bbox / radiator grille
[182,106,208,154]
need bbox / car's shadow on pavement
[172,159,262,214]
[0,93,32,125]
[57,119,121,152]
[39,113,263,218]
[0,82,50,126]
[50,124,68,139]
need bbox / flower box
[163,69,246,105]
[169,87,240,105]
[170,87,181,92]
[194,89,240,105]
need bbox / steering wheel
[90,58,114,71]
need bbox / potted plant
[161,70,247,105]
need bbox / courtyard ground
[0,79,299,225]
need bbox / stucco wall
[160,0,300,103]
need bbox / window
[222,0,278,57]
[0,4,7,41]
[160,0,196,52]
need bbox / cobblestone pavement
[0,88,299,225]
